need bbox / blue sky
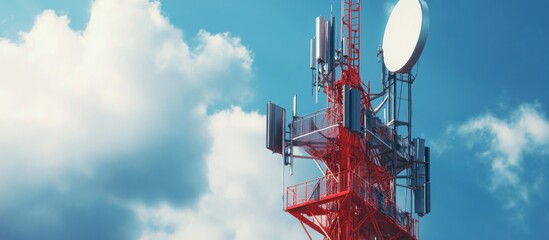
[0,0,548,239]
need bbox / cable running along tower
[266,0,431,239]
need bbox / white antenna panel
[382,0,429,73]
[315,16,327,63]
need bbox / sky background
[1,0,548,239]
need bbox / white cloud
[0,0,251,186]
[135,107,308,240]
[0,0,254,238]
[457,103,549,211]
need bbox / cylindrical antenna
[310,38,316,69]
[293,95,297,117]
[311,70,315,96]
[329,15,336,83]
[315,84,319,104]
[324,20,331,76]
[315,16,326,63]
[281,156,285,210]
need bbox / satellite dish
[382,0,429,73]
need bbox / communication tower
[266,0,431,239]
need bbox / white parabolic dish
[382,0,429,73]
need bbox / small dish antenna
[382,0,429,73]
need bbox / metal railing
[292,108,335,138]
[286,171,418,238]
[366,114,410,159]
[292,109,411,160]
[286,173,346,207]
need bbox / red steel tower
[267,0,431,239]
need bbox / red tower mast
[267,1,431,239]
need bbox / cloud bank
[457,103,549,217]
[135,107,305,240]
[0,0,260,239]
